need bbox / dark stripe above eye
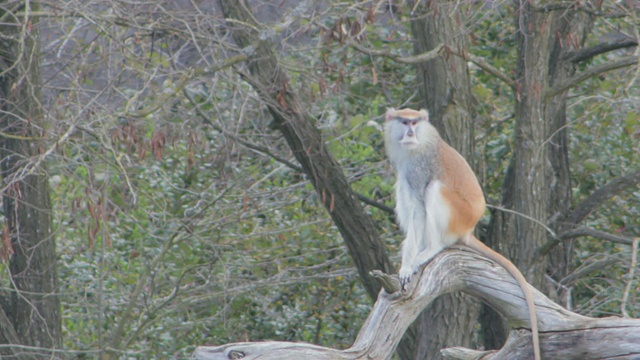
[396,117,421,126]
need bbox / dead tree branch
[547,56,638,98]
[565,168,640,225]
[192,248,640,360]
[565,38,638,63]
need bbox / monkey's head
[384,108,436,153]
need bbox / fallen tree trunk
[191,247,640,360]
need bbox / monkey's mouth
[400,139,419,147]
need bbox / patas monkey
[384,108,540,360]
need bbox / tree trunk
[217,0,394,301]
[0,2,62,358]
[485,0,592,347]
[543,7,591,284]
[408,1,480,358]
[485,0,557,347]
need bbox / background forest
[0,0,639,359]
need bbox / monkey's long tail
[467,235,541,360]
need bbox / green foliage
[50,22,390,354]
[568,72,640,318]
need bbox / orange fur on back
[437,141,485,237]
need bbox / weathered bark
[192,247,640,360]
[503,0,553,287]
[0,2,62,358]
[486,1,559,347]
[407,1,480,358]
[543,4,592,284]
[217,0,394,300]
[485,2,593,346]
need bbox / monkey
[384,108,541,360]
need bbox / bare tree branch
[192,248,640,360]
[185,85,395,215]
[184,88,303,172]
[451,50,516,90]
[349,40,444,64]
[547,56,638,98]
[540,169,640,263]
[565,168,640,225]
[540,225,635,259]
[356,193,394,214]
[560,256,621,286]
[559,227,636,245]
[565,38,638,63]
[314,19,444,65]
[0,309,22,358]
[532,2,630,18]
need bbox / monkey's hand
[398,266,413,291]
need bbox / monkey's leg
[399,183,445,290]
[399,239,417,289]
[398,208,426,290]
[395,177,423,289]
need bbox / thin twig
[451,50,516,90]
[349,41,444,64]
[560,256,620,286]
[564,169,640,225]
[314,19,444,65]
[621,238,639,318]
[559,226,636,245]
[486,203,558,239]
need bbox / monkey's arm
[395,178,430,288]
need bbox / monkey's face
[384,108,430,151]
[397,118,423,148]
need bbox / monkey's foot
[398,267,413,291]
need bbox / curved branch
[565,168,640,225]
[355,193,394,214]
[539,169,640,257]
[313,19,444,65]
[547,56,638,98]
[559,226,635,245]
[0,309,22,357]
[565,38,638,63]
[560,256,620,286]
[184,85,394,215]
[540,226,635,259]
[450,50,516,90]
[349,40,444,64]
[192,248,640,360]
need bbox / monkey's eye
[402,119,418,126]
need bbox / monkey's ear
[385,108,397,121]
[419,109,429,121]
